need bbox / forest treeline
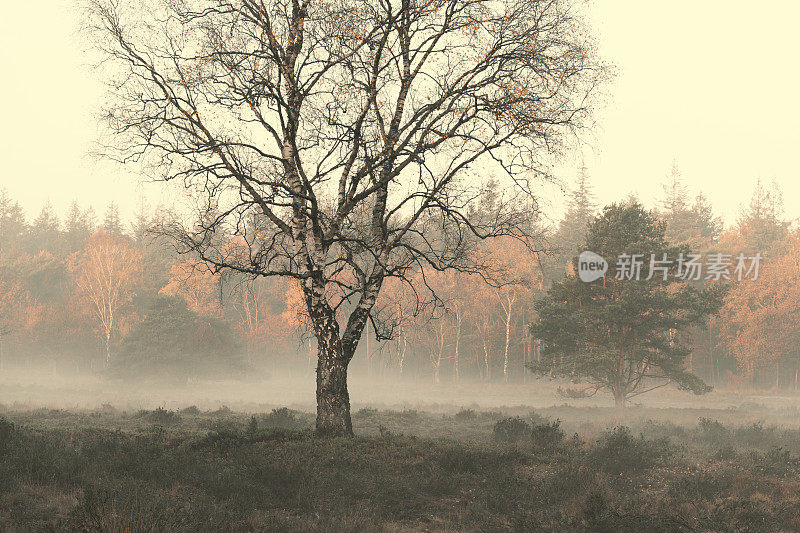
[0,168,796,389]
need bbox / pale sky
[1,1,798,228]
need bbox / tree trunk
[433,323,444,384]
[365,331,371,376]
[315,336,353,437]
[307,282,356,437]
[483,341,490,381]
[454,307,461,382]
[503,308,511,382]
[613,388,626,408]
[105,331,111,367]
[399,334,406,375]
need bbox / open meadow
[3,375,800,532]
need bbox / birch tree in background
[73,230,143,365]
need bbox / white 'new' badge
[578,251,608,282]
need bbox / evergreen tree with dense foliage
[658,164,721,249]
[530,203,724,406]
[28,202,61,254]
[0,189,27,253]
[115,295,246,380]
[735,179,788,253]
[546,167,597,283]
[64,202,97,252]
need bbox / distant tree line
[0,168,796,392]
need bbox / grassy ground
[2,404,800,531]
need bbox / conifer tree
[102,203,123,235]
[736,179,788,252]
[0,189,27,253]
[548,167,597,282]
[530,202,724,406]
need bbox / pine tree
[685,193,722,249]
[657,164,722,249]
[103,203,123,235]
[736,179,788,252]
[64,202,96,252]
[530,202,724,406]
[28,202,61,254]
[660,161,689,215]
[130,197,151,242]
[0,189,27,252]
[548,167,596,282]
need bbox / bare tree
[85,0,605,435]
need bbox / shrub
[557,386,593,399]
[436,445,479,473]
[114,295,247,380]
[454,408,477,421]
[181,405,201,415]
[714,445,739,462]
[493,417,531,443]
[247,415,258,435]
[735,421,776,447]
[697,417,730,444]
[139,407,181,426]
[354,407,379,418]
[587,426,671,475]
[212,405,233,417]
[196,428,246,453]
[747,447,800,478]
[668,471,729,501]
[531,420,565,451]
[263,408,301,428]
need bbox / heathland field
[3,382,800,532]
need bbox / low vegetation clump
[138,407,181,426]
[492,416,531,443]
[0,416,14,454]
[588,426,672,475]
[454,408,477,421]
[261,407,311,429]
[530,420,565,451]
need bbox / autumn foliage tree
[716,232,800,388]
[160,260,222,316]
[0,280,42,370]
[71,229,143,365]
